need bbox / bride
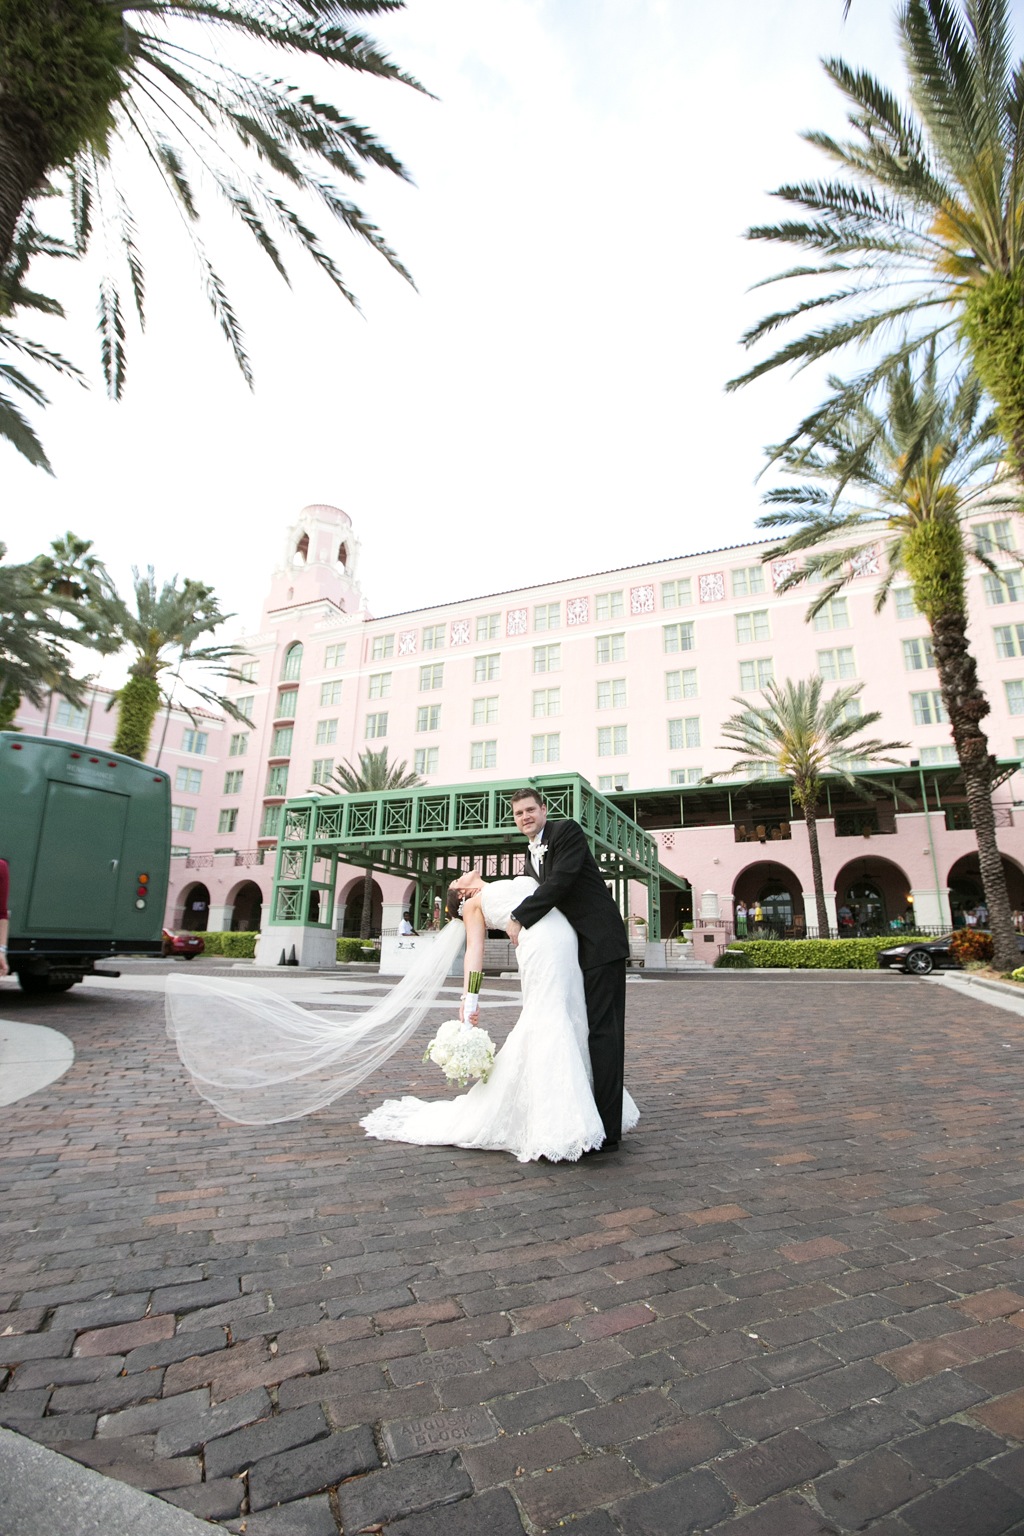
[361,871,638,1163]
[165,871,637,1163]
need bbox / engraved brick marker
[383,1406,498,1462]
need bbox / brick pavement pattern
[4,967,1024,1533]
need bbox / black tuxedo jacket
[511,817,629,971]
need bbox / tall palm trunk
[359,866,374,940]
[112,672,160,761]
[802,798,831,937]
[907,522,1019,972]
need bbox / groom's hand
[506,919,522,947]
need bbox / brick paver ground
[4,964,1024,1534]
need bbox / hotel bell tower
[264,504,364,617]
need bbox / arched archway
[180,882,211,932]
[339,875,383,938]
[293,533,309,564]
[228,880,263,932]
[947,852,1024,926]
[733,861,803,937]
[833,856,911,935]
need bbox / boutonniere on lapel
[534,843,547,865]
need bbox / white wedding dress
[360,876,639,1163]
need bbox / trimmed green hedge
[719,935,933,970]
[199,931,259,958]
[337,938,381,963]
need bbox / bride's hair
[445,884,465,922]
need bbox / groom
[505,787,629,1150]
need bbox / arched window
[294,533,309,564]
[281,642,303,681]
[338,542,349,569]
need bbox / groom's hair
[510,788,546,807]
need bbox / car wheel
[905,949,935,976]
[182,953,199,961]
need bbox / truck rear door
[26,782,130,934]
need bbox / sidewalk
[3,967,1024,1533]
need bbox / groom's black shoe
[582,1139,619,1157]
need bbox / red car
[162,929,205,960]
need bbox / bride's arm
[460,897,486,1023]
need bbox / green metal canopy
[266,773,688,939]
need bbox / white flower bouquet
[423,1020,495,1087]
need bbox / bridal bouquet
[423,1020,495,1087]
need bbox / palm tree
[761,355,1024,968]
[709,677,908,936]
[103,569,251,760]
[728,0,1024,477]
[1,0,425,422]
[0,541,96,724]
[319,748,421,939]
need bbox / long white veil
[165,921,466,1124]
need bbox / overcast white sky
[8,0,1019,648]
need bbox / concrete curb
[933,969,1024,1020]
[0,1427,212,1536]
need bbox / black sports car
[878,932,1024,975]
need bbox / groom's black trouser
[583,958,626,1143]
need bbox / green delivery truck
[2,733,171,993]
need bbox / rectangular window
[994,624,1024,658]
[368,671,391,699]
[421,624,445,651]
[416,704,441,731]
[595,590,624,621]
[596,632,626,664]
[597,724,628,756]
[174,767,202,794]
[365,711,389,738]
[419,663,444,690]
[259,805,280,838]
[170,805,196,832]
[218,809,238,835]
[471,696,499,725]
[414,746,439,775]
[920,745,957,765]
[53,699,87,729]
[475,613,500,642]
[170,846,190,858]
[842,697,862,721]
[668,717,701,749]
[911,690,947,725]
[661,578,692,609]
[319,680,342,707]
[902,637,936,669]
[817,647,857,680]
[270,726,293,757]
[663,622,695,653]
[735,609,770,643]
[470,740,497,770]
[277,688,298,718]
[223,770,243,794]
[596,678,627,709]
[531,733,560,763]
[533,643,561,673]
[315,718,338,745]
[371,634,395,660]
[812,596,850,631]
[894,587,919,620]
[1006,681,1024,715]
[265,765,288,796]
[532,687,561,718]
[234,696,254,721]
[324,642,346,668]
[670,767,702,785]
[984,570,1024,605]
[238,660,258,682]
[311,757,334,785]
[975,519,1015,556]
[739,658,774,690]
[474,653,500,683]
[598,774,630,791]
[533,602,560,631]
[229,732,248,757]
[731,565,765,598]
[182,729,208,755]
[665,668,698,700]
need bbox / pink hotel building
[18,502,1024,941]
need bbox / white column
[206,904,232,932]
[909,887,951,929]
[803,892,836,934]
